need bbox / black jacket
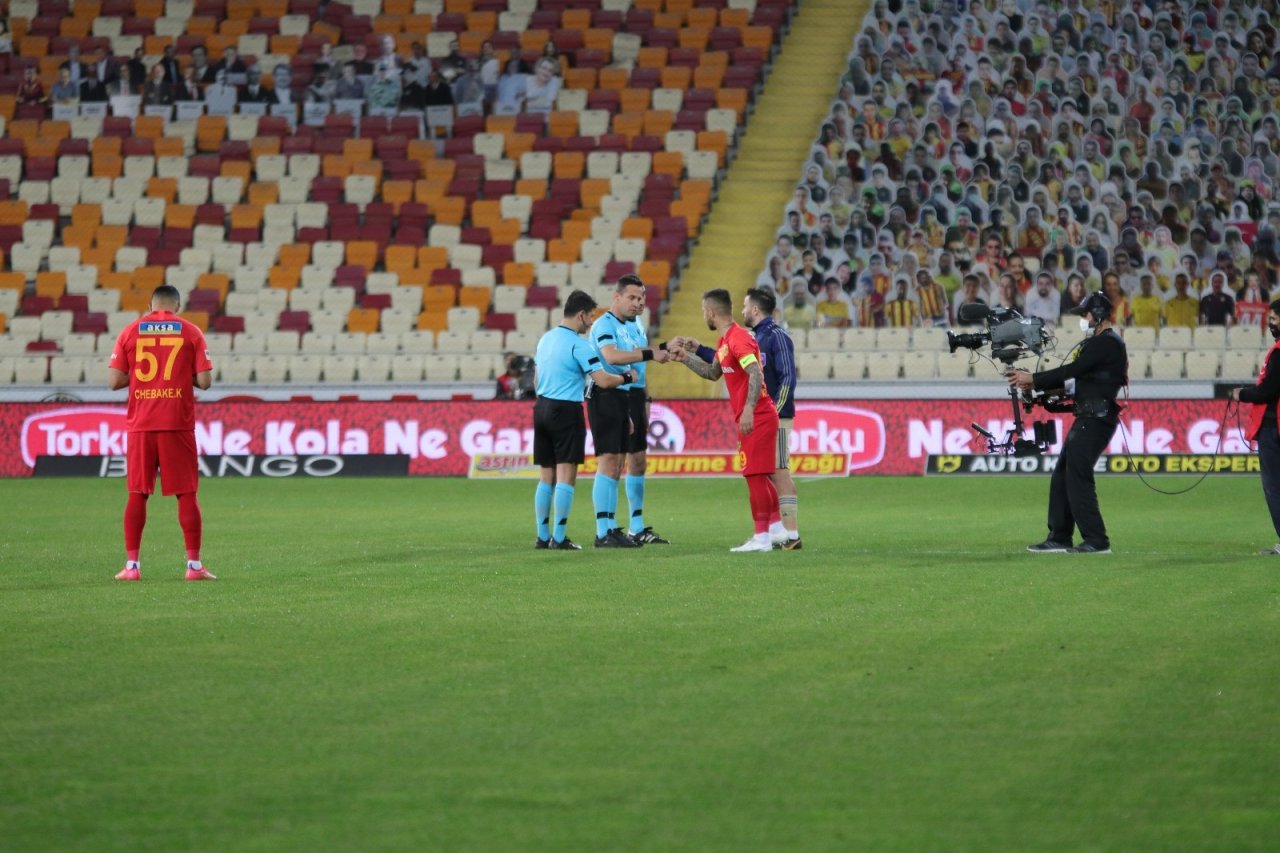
[1034,327,1128,413]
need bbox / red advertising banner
[1,398,1247,478]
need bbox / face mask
[1080,318,1093,334]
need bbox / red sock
[124,492,148,561]
[177,492,202,561]
[746,475,777,535]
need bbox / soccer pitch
[3,475,1279,850]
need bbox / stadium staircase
[651,0,864,400]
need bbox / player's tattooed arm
[744,361,764,410]
[682,352,722,381]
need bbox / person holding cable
[1007,290,1128,555]
[532,290,635,551]
[742,287,803,550]
[587,274,673,548]
[1231,299,1280,555]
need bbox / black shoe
[535,537,550,550]
[550,537,581,550]
[1067,543,1111,554]
[594,528,640,548]
[1027,540,1072,553]
[631,527,670,545]
[777,537,803,551]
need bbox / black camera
[947,304,1049,364]
[946,304,1059,456]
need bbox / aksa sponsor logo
[21,407,129,469]
[792,404,885,471]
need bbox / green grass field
[3,474,1280,851]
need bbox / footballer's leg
[118,431,158,580]
[116,492,148,580]
[627,394,669,544]
[158,430,215,580]
[550,461,582,550]
[770,419,801,550]
[532,399,556,548]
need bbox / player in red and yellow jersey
[107,285,215,581]
[671,289,781,552]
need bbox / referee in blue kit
[532,290,633,550]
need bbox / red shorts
[738,407,779,477]
[127,430,199,495]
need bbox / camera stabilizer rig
[947,304,1064,456]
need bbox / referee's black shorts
[588,387,649,455]
[533,397,586,465]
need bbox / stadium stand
[0,0,797,386]
[758,0,1280,382]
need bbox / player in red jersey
[671,288,781,552]
[106,285,216,581]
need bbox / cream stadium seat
[205,333,234,355]
[390,353,424,382]
[519,151,552,180]
[299,331,335,354]
[470,330,504,353]
[1157,327,1192,351]
[361,332,396,355]
[1221,350,1257,380]
[253,355,289,383]
[866,352,903,380]
[359,354,392,381]
[514,238,546,265]
[1122,326,1156,351]
[400,330,435,352]
[321,288,356,314]
[428,224,461,248]
[587,151,619,179]
[901,351,938,379]
[434,329,469,353]
[322,354,358,382]
[289,354,323,383]
[380,308,417,336]
[877,328,913,351]
[62,332,98,355]
[504,329,539,355]
[49,356,88,384]
[1183,350,1220,380]
[1192,326,1227,351]
[424,354,459,381]
[1147,350,1184,379]
[806,328,841,351]
[937,353,973,379]
[829,351,864,380]
[796,351,833,380]
[458,353,498,382]
[266,331,301,354]
[332,331,366,353]
[13,356,49,383]
[219,354,255,383]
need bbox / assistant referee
[533,290,633,551]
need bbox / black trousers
[1047,416,1117,548]
[1257,426,1280,539]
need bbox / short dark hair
[702,288,732,315]
[151,285,181,306]
[1269,298,1280,315]
[563,289,597,317]
[745,287,776,315]
[615,273,644,292]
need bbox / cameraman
[496,352,532,400]
[1008,291,1127,554]
[1231,299,1280,554]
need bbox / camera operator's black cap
[1071,290,1113,323]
